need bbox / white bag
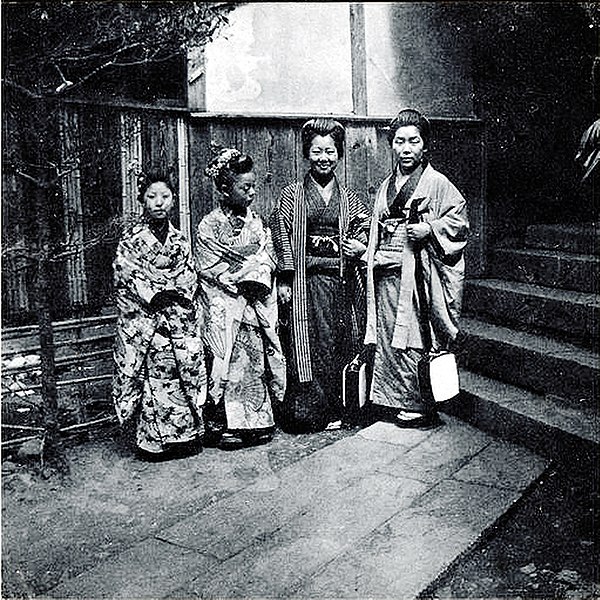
[427,351,460,403]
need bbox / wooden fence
[2,102,485,327]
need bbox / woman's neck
[311,171,334,187]
[221,204,247,218]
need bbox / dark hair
[205,148,254,193]
[386,109,431,148]
[137,171,174,204]
[301,118,345,159]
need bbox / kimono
[270,174,369,430]
[112,219,206,454]
[364,162,469,412]
[195,207,286,434]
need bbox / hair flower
[205,148,242,179]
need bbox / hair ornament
[205,148,242,179]
[137,171,149,187]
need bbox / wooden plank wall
[2,107,485,326]
[188,114,485,276]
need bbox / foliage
[1,1,238,464]
[3,1,236,98]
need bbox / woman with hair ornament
[112,171,206,460]
[195,148,286,450]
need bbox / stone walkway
[47,416,548,599]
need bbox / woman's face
[223,171,257,211]
[308,134,339,178]
[143,181,174,220]
[392,125,425,175]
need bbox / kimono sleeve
[269,185,296,279]
[113,236,157,305]
[427,177,469,262]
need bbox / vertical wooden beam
[187,46,206,111]
[177,117,192,241]
[349,3,368,115]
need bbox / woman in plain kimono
[113,172,206,459]
[364,109,469,429]
[196,149,286,450]
[270,118,370,433]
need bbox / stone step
[524,223,600,255]
[463,278,598,347]
[489,246,599,293]
[46,419,548,600]
[444,369,600,467]
[460,317,598,405]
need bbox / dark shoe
[243,431,273,447]
[393,411,443,430]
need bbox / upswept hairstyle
[205,148,254,193]
[136,171,174,204]
[301,118,346,159]
[386,109,431,149]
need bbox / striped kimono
[270,174,369,430]
[364,163,469,412]
[113,219,206,454]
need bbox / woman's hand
[277,282,292,304]
[406,223,431,242]
[342,238,367,258]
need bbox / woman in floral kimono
[113,172,206,459]
[270,118,370,433]
[196,149,286,450]
[364,109,469,429]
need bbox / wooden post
[187,46,206,111]
[349,3,368,116]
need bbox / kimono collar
[143,214,171,245]
[388,157,428,217]
[306,172,337,206]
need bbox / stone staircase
[447,223,600,466]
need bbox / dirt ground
[1,423,598,600]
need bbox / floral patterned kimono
[113,219,206,454]
[195,207,286,435]
[364,162,469,413]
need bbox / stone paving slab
[297,478,526,599]
[178,473,429,599]
[46,417,548,600]
[156,434,414,560]
[46,538,218,599]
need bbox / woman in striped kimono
[270,118,370,432]
[364,109,469,429]
[196,149,286,450]
[113,172,206,459]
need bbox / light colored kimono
[195,207,286,432]
[112,219,206,453]
[364,163,469,410]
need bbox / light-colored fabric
[195,207,286,431]
[112,220,206,452]
[364,164,469,350]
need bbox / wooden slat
[350,3,368,115]
[2,103,485,326]
[264,123,297,219]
